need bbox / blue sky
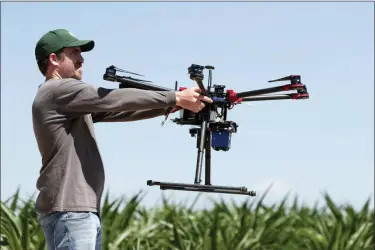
[1,2,373,210]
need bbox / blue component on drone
[211,130,231,151]
[212,96,226,103]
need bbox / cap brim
[67,40,95,52]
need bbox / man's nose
[77,55,85,64]
[78,55,84,64]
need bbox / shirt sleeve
[91,108,168,123]
[53,79,176,116]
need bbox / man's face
[52,46,84,80]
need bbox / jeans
[37,211,102,250]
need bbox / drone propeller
[103,65,173,92]
[268,75,300,83]
[109,65,146,77]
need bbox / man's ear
[48,53,61,66]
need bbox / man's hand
[175,87,213,113]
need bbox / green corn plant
[1,188,45,250]
[1,187,374,250]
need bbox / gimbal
[103,64,309,196]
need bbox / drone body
[103,64,309,196]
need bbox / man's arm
[91,108,169,123]
[53,78,176,117]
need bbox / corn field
[1,187,374,250]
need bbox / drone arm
[240,93,309,102]
[227,75,309,105]
[235,83,306,98]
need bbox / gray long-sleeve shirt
[32,78,176,215]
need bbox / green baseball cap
[35,29,95,61]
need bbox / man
[32,29,212,249]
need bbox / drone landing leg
[205,130,211,185]
[194,120,208,184]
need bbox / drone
[103,64,309,196]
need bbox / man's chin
[73,73,82,80]
[74,69,82,80]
